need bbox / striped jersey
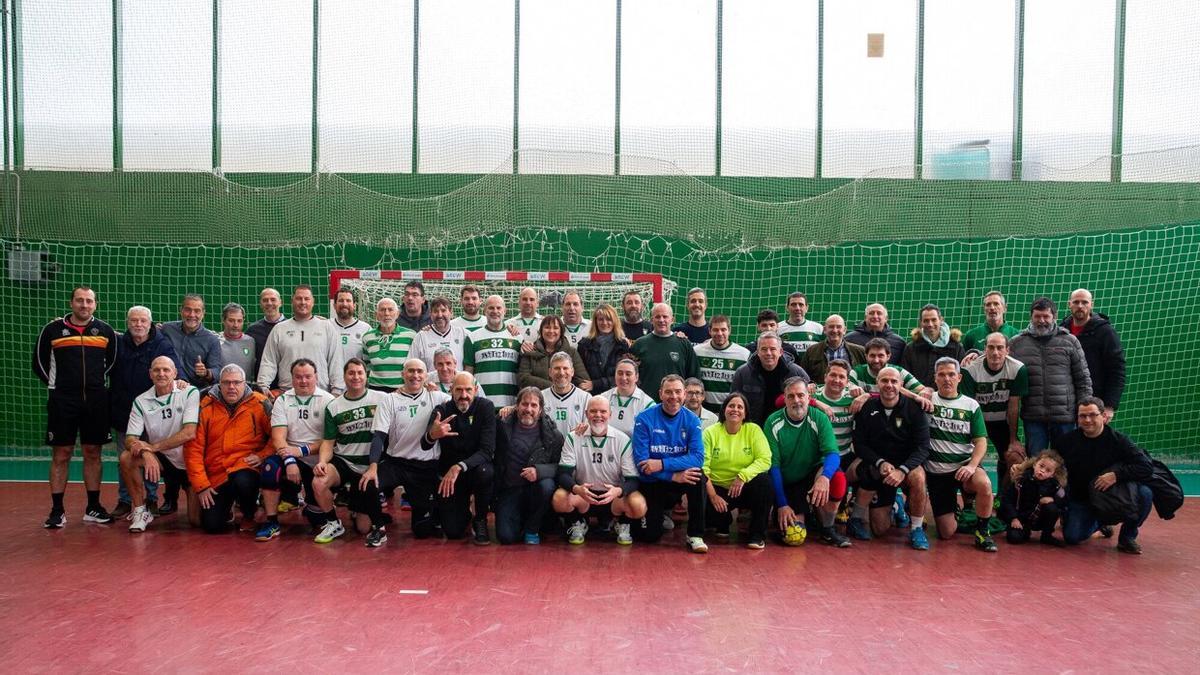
[850,363,924,394]
[562,320,591,349]
[812,386,855,455]
[777,318,824,352]
[925,391,987,474]
[542,385,593,448]
[331,318,370,365]
[960,356,1029,422]
[505,314,543,344]
[693,340,750,407]
[126,385,201,470]
[560,427,636,487]
[361,326,417,390]
[410,324,468,373]
[450,314,488,333]
[373,388,451,461]
[271,388,336,466]
[323,389,388,474]
[464,327,522,407]
[598,387,653,437]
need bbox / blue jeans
[117,470,159,504]
[1024,421,1076,455]
[1063,484,1153,545]
[494,478,555,544]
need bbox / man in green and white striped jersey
[848,338,933,416]
[361,297,416,392]
[960,332,1028,489]
[925,357,997,552]
[809,359,858,465]
[465,295,523,407]
[693,315,749,413]
[776,292,824,353]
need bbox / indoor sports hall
[1,1,1197,672]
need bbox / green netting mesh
[1,151,1198,462]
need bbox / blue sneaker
[846,517,872,541]
[892,493,910,528]
[254,521,281,541]
[909,526,929,551]
[523,532,541,545]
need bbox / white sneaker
[567,520,588,545]
[686,536,708,554]
[615,522,632,545]
[128,508,154,533]
[314,519,346,544]
[662,513,675,530]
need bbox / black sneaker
[144,499,159,515]
[1116,539,1143,555]
[974,530,999,553]
[157,498,177,516]
[820,527,852,548]
[110,501,132,519]
[1098,525,1115,539]
[1039,531,1066,547]
[473,517,491,546]
[365,526,388,548]
[83,506,114,524]
[43,510,66,529]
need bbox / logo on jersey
[89,328,98,335]
[670,352,680,362]
[61,330,70,336]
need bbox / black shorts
[853,461,898,509]
[927,471,965,517]
[46,390,111,446]
[152,452,191,489]
[839,451,857,472]
[328,455,365,489]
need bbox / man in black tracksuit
[848,366,932,549]
[1062,289,1125,420]
[423,372,497,544]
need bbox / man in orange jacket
[185,364,272,533]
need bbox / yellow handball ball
[783,523,807,546]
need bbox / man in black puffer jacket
[1061,289,1125,421]
[900,304,965,387]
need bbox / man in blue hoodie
[631,374,708,552]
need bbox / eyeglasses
[220,380,245,386]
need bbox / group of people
[33,280,1176,554]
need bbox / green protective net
[1,150,1199,463]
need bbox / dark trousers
[376,457,440,536]
[708,473,773,541]
[494,477,556,544]
[985,419,1012,488]
[437,464,495,539]
[200,469,260,534]
[635,478,707,542]
[1006,502,1062,544]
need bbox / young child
[1000,450,1068,546]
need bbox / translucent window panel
[124,1,212,170]
[1022,0,1113,181]
[519,0,615,175]
[221,1,312,172]
[419,0,513,174]
[1122,1,1200,182]
[722,0,818,177]
[621,0,716,176]
[823,0,916,178]
[922,1,1014,180]
[22,0,113,169]
[319,1,413,173]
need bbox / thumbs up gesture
[194,356,208,380]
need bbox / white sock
[910,516,924,529]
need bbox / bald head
[451,371,477,412]
[149,355,178,391]
[401,358,427,392]
[1069,288,1094,326]
[824,314,846,346]
[585,394,611,433]
[651,302,674,336]
[485,294,506,329]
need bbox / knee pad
[828,471,848,501]
[259,456,284,490]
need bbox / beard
[1029,321,1057,337]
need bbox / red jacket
[185,386,272,492]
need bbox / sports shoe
[43,510,66,529]
[820,527,852,548]
[524,532,541,545]
[111,501,132,519]
[909,526,930,551]
[365,525,387,547]
[472,517,490,546]
[615,522,633,545]
[145,498,159,515]
[846,517,871,541]
[567,520,588,545]
[83,506,114,524]
[746,538,766,550]
[254,521,281,541]
[157,498,177,516]
[314,519,346,544]
[686,536,708,554]
[1098,525,1115,539]
[892,493,910,528]
[974,530,998,553]
[128,508,154,533]
[836,501,851,524]
[277,498,300,514]
[661,513,675,531]
[1040,530,1066,547]
[1116,539,1143,555]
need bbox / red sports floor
[3,483,1197,673]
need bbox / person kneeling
[553,396,646,545]
[702,393,774,549]
[494,387,563,545]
